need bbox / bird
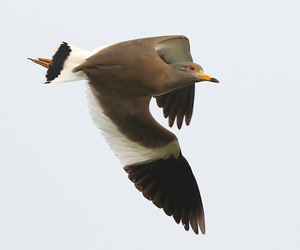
[28,35,219,235]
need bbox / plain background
[1,0,299,249]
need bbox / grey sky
[1,0,299,249]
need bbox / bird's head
[174,62,219,83]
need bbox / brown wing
[154,36,195,129]
[155,84,195,129]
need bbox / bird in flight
[29,35,219,234]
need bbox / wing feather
[124,153,205,234]
[86,83,180,166]
[155,37,195,129]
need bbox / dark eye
[189,65,197,71]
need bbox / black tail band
[45,42,71,83]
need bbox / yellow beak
[199,72,219,83]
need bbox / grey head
[172,62,219,83]
[156,62,219,96]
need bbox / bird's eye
[189,65,197,71]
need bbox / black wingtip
[124,153,205,234]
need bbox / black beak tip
[211,78,219,83]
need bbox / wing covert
[155,37,195,129]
